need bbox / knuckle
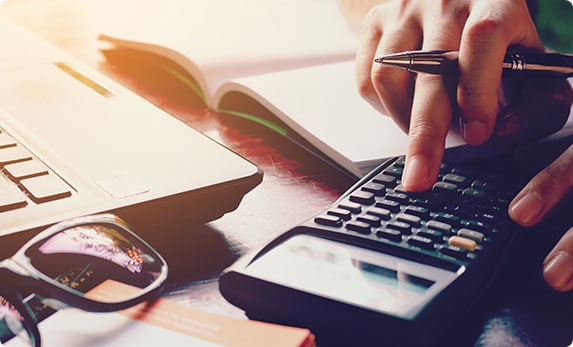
[364,5,385,26]
[464,17,509,42]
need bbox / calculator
[220,153,531,346]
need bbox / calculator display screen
[245,234,462,320]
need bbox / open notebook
[0,16,262,247]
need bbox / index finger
[401,4,467,192]
[403,73,459,191]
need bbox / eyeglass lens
[25,223,165,300]
[0,220,166,345]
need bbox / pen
[374,50,573,77]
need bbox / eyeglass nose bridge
[0,256,74,310]
[0,258,38,279]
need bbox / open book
[92,0,461,177]
[94,0,571,177]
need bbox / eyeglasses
[0,213,168,347]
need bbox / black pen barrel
[376,50,573,77]
[503,52,573,77]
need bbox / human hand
[355,0,572,192]
[509,144,573,291]
[354,0,573,292]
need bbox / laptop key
[0,175,28,211]
[3,160,49,181]
[0,133,17,149]
[0,146,33,166]
[20,174,72,203]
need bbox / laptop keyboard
[0,128,72,211]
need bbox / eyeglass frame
[0,213,169,346]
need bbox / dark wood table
[3,2,572,346]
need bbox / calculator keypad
[313,157,521,267]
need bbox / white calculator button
[448,236,477,252]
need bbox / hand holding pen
[375,50,573,77]
[354,0,573,292]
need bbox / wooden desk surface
[2,1,572,346]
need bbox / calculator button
[404,205,430,219]
[396,213,421,227]
[372,174,397,188]
[338,201,362,214]
[411,198,431,209]
[418,230,444,243]
[386,222,411,235]
[366,207,392,220]
[376,229,402,242]
[462,188,487,199]
[361,182,386,196]
[448,236,477,252]
[383,166,403,178]
[392,157,406,168]
[349,191,375,206]
[357,214,382,227]
[443,173,467,186]
[375,199,400,213]
[385,192,409,205]
[407,235,435,251]
[426,220,452,233]
[434,212,460,227]
[393,184,415,195]
[327,208,352,221]
[315,214,343,228]
[440,245,468,260]
[457,228,485,243]
[346,221,372,235]
[432,181,458,192]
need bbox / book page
[94,0,359,107]
[217,68,572,176]
[216,61,467,176]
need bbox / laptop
[0,16,262,248]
